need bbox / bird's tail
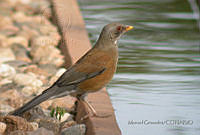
[11,87,54,116]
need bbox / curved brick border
[51,0,121,134]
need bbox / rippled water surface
[78,0,200,134]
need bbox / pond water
[78,0,200,134]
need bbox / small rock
[60,113,73,123]
[24,65,49,84]
[30,15,51,25]
[22,106,46,122]
[0,83,16,93]
[12,12,29,23]
[21,86,47,97]
[31,35,59,47]
[0,78,13,86]
[0,115,34,133]
[39,25,61,44]
[8,36,28,48]
[35,86,49,96]
[5,60,29,68]
[39,24,58,36]
[13,2,34,15]
[0,122,6,134]
[55,68,67,76]
[0,64,16,78]
[61,124,86,135]
[14,73,43,88]
[0,104,14,116]
[42,109,51,117]
[21,0,32,4]
[24,65,49,77]
[40,100,52,110]
[37,75,48,86]
[38,117,60,134]
[18,25,39,40]
[61,120,77,129]
[49,68,66,84]
[0,48,15,64]
[37,2,52,19]
[30,122,38,131]
[0,89,24,108]
[0,15,13,29]
[11,43,31,62]
[39,64,57,76]
[27,127,54,135]
[0,34,8,47]
[0,25,20,37]
[51,96,77,111]
[0,1,12,16]
[30,37,64,67]
[9,130,27,135]
[21,86,36,97]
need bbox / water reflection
[79,0,200,134]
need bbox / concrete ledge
[76,89,121,135]
[51,0,121,135]
[51,0,91,67]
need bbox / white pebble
[0,122,6,134]
[14,73,43,87]
[56,68,66,77]
[60,113,71,122]
[30,122,38,131]
[0,64,16,78]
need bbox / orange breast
[78,48,118,92]
[79,61,116,92]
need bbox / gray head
[97,22,134,45]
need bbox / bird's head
[98,23,134,45]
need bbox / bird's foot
[93,112,111,118]
[81,114,90,121]
[81,112,111,121]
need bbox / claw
[79,96,111,121]
[81,114,90,121]
[93,113,111,118]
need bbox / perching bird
[11,23,134,117]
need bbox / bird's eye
[116,26,122,31]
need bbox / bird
[11,22,134,117]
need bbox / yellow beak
[125,25,134,31]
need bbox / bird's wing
[54,48,110,87]
[55,66,106,87]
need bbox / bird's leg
[83,98,97,116]
[79,94,111,120]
